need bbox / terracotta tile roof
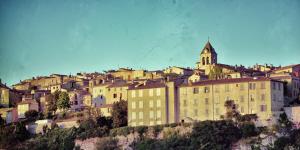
[273,64,300,71]
[128,81,166,90]
[107,82,134,88]
[18,100,37,105]
[180,77,282,87]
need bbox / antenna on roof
[208,36,210,42]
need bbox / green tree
[46,90,60,114]
[0,114,5,126]
[224,100,240,121]
[57,91,70,112]
[208,66,223,80]
[277,112,293,135]
[111,100,127,128]
[25,110,39,121]
[96,137,119,150]
[190,120,242,149]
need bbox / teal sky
[0,0,300,86]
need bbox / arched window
[202,57,205,65]
[206,57,210,64]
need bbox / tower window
[202,57,205,65]
[206,57,210,64]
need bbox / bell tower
[197,41,218,70]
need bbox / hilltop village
[1,41,300,149]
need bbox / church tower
[196,41,218,70]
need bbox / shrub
[111,100,127,128]
[25,110,39,121]
[0,122,30,149]
[20,127,77,150]
[239,122,258,138]
[110,126,134,137]
[190,120,242,149]
[96,137,119,150]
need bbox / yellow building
[17,100,39,118]
[164,66,194,76]
[127,80,180,126]
[92,81,134,116]
[270,64,300,102]
[1,81,22,107]
[179,77,284,125]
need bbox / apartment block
[179,77,284,125]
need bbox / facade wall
[0,88,9,107]
[128,87,167,126]
[179,80,284,123]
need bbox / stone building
[127,79,181,126]
[179,77,284,125]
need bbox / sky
[0,0,300,86]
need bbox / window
[139,90,143,97]
[139,101,143,108]
[205,98,209,105]
[139,112,143,119]
[204,87,210,93]
[278,83,281,91]
[156,120,162,125]
[202,57,205,65]
[273,94,276,101]
[261,94,265,101]
[183,100,187,107]
[193,87,199,94]
[156,88,161,96]
[272,82,276,90]
[225,84,230,92]
[113,93,117,98]
[226,96,230,101]
[149,100,153,108]
[157,99,161,107]
[240,84,245,90]
[260,105,267,112]
[206,57,210,64]
[132,102,136,109]
[132,91,136,98]
[261,82,266,89]
[194,99,198,105]
[150,121,154,126]
[132,112,136,120]
[194,109,198,116]
[184,109,188,117]
[240,96,244,103]
[149,89,153,96]
[205,109,209,117]
[215,108,220,115]
[215,86,219,93]
[150,111,154,118]
[249,83,256,90]
[241,106,244,113]
[157,110,161,118]
[250,94,255,102]
[132,122,136,126]
[74,101,78,105]
[215,96,220,104]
